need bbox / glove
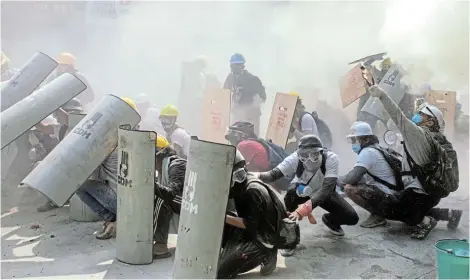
[369,85,386,98]
[292,200,317,224]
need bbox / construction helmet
[121,97,137,110]
[230,53,245,64]
[160,104,179,117]
[1,51,10,66]
[288,91,302,100]
[381,58,392,68]
[57,52,76,66]
[156,135,170,149]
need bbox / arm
[154,159,186,203]
[225,215,246,229]
[310,153,339,209]
[258,168,285,183]
[253,76,266,102]
[338,166,368,186]
[258,152,298,182]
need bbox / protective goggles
[346,135,359,144]
[232,167,247,184]
[298,149,322,163]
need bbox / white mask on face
[303,157,321,172]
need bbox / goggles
[298,149,321,163]
[232,167,247,184]
[346,135,359,144]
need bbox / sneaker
[447,209,462,230]
[96,221,116,240]
[37,201,58,212]
[260,250,277,276]
[280,248,295,257]
[360,214,387,228]
[410,216,437,240]
[322,214,345,236]
[153,243,171,259]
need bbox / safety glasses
[346,136,358,144]
[232,167,247,184]
[298,150,321,163]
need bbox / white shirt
[354,146,397,194]
[300,113,319,136]
[169,127,191,158]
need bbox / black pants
[217,225,276,279]
[284,188,359,227]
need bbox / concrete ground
[1,180,468,279]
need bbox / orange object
[295,200,317,224]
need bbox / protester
[288,92,319,142]
[225,121,290,191]
[368,85,462,239]
[339,121,402,228]
[0,51,17,81]
[153,137,185,259]
[311,111,333,148]
[223,53,266,135]
[256,135,359,256]
[218,151,299,279]
[134,93,152,118]
[159,104,190,158]
[44,52,95,110]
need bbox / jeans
[75,179,117,222]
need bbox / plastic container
[435,239,469,279]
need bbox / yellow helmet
[57,52,76,66]
[160,104,179,117]
[121,97,137,110]
[156,135,170,149]
[288,91,302,100]
[381,58,392,68]
[1,51,10,66]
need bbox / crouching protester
[218,151,300,279]
[338,121,403,228]
[256,135,359,257]
[152,136,186,259]
[225,121,290,191]
[368,85,462,239]
[75,150,118,240]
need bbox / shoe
[360,214,387,228]
[322,214,345,236]
[260,250,277,276]
[37,201,58,212]
[96,221,116,240]
[410,216,437,240]
[447,210,462,230]
[280,248,295,257]
[153,243,172,259]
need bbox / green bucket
[435,239,469,279]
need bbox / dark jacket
[223,70,266,105]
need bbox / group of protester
[1,51,464,279]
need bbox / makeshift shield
[1,73,86,149]
[202,88,231,143]
[265,92,298,148]
[21,94,141,206]
[116,128,156,265]
[425,90,457,139]
[172,139,236,279]
[1,52,57,112]
[339,64,368,108]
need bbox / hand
[289,211,302,221]
[250,172,261,179]
[369,85,386,98]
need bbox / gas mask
[159,116,176,133]
[231,167,247,187]
[298,149,322,172]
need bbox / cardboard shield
[67,113,101,222]
[173,139,236,279]
[1,52,57,112]
[340,64,368,108]
[361,64,405,122]
[202,89,231,144]
[116,128,156,265]
[21,94,141,206]
[265,92,298,148]
[1,73,86,149]
[425,90,457,139]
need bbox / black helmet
[225,121,256,141]
[298,135,323,151]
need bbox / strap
[320,149,327,175]
[402,141,418,178]
[366,171,396,189]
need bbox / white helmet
[419,105,445,129]
[347,121,373,138]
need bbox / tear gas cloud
[380,0,469,95]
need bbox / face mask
[303,158,321,172]
[352,143,361,154]
[411,114,422,124]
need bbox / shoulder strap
[401,141,418,177]
[363,146,399,189]
[321,149,327,175]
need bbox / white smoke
[380,0,469,95]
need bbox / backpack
[252,138,287,170]
[295,149,328,178]
[246,177,300,250]
[361,146,405,192]
[402,132,459,198]
[300,112,333,148]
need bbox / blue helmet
[230,53,245,64]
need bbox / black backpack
[402,131,459,198]
[246,177,300,250]
[360,146,405,192]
